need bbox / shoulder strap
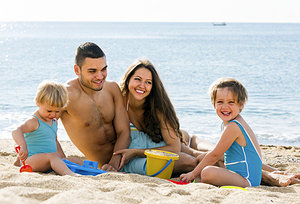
[33,115,40,123]
[227,120,247,137]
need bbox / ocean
[1,22,299,146]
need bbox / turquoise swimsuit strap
[33,115,57,135]
[227,120,249,140]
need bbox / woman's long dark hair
[120,58,184,143]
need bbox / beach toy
[63,159,107,176]
[143,149,179,180]
[14,146,33,173]
[220,186,248,191]
[168,179,190,185]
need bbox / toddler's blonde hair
[35,80,68,108]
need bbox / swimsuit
[120,100,165,174]
[24,115,57,157]
[224,120,262,186]
[120,122,165,174]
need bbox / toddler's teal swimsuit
[120,122,165,174]
[224,120,262,186]
[24,115,57,157]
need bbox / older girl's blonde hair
[209,77,248,110]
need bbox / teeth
[136,90,144,94]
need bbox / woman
[115,58,200,175]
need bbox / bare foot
[262,171,299,187]
[290,174,300,185]
[14,157,21,167]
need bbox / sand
[0,139,299,204]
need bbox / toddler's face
[37,103,62,121]
[214,87,243,124]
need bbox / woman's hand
[114,149,137,170]
[180,171,197,183]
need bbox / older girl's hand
[180,171,196,183]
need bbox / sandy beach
[0,139,299,204]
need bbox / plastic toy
[220,186,248,191]
[15,145,33,173]
[63,159,107,176]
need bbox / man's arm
[106,82,130,170]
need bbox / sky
[0,0,299,23]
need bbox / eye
[216,101,223,104]
[146,81,152,85]
[134,77,141,81]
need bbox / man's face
[75,57,107,91]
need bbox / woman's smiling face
[128,67,153,102]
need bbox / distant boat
[213,22,226,26]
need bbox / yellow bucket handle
[143,159,173,177]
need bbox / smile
[135,89,145,94]
[222,112,231,116]
[93,81,103,85]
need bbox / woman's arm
[153,112,181,152]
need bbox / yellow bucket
[143,149,179,179]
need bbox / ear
[74,65,80,76]
[239,102,245,112]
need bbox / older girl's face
[214,87,243,125]
[128,67,153,102]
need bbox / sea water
[0,22,299,146]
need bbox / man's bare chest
[69,93,115,126]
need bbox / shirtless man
[60,42,130,171]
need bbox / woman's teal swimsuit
[224,120,262,186]
[120,122,165,174]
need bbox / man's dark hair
[75,42,105,67]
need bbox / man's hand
[101,163,118,172]
[114,149,137,170]
[104,154,122,171]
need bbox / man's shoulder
[63,78,82,106]
[65,78,81,94]
[104,81,120,93]
[65,78,78,89]
[104,80,119,88]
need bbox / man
[60,42,130,171]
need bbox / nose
[50,112,57,118]
[96,71,104,80]
[138,81,147,89]
[222,103,229,109]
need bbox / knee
[47,152,60,160]
[175,154,197,173]
[201,166,216,184]
[196,153,206,163]
[184,156,197,169]
[181,129,190,145]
